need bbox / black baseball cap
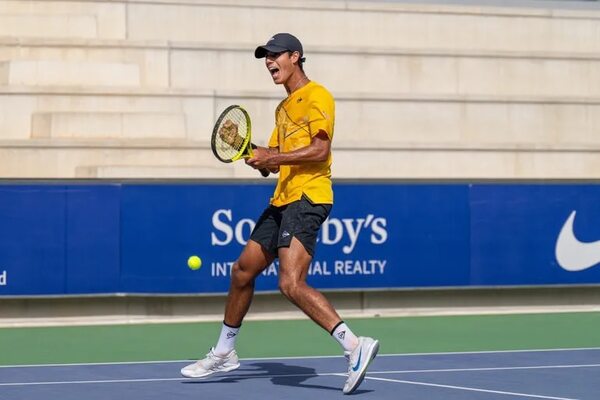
[254,33,305,61]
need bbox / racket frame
[211,105,253,163]
[211,105,269,177]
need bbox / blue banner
[0,185,66,295]
[470,184,600,285]
[0,185,121,295]
[1,182,599,296]
[119,183,470,293]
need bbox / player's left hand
[246,146,275,169]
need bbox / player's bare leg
[278,237,379,394]
[181,240,273,378]
[224,239,275,327]
[278,237,341,332]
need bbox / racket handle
[250,143,270,177]
[259,168,270,177]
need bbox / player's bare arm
[246,131,330,170]
[266,148,280,174]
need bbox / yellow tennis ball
[187,255,202,270]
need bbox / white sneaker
[343,336,379,394]
[180,348,240,378]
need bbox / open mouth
[268,66,280,79]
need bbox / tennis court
[1,312,599,399]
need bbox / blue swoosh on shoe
[351,348,362,372]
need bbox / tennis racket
[211,105,270,177]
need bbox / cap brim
[254,44,289,58]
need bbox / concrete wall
[0,0,599,178]
[2,287,599,326]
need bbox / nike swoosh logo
[352,348,362,372]
[555,210,600,272]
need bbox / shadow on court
[182,361,373,394]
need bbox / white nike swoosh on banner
[555,210,600,272]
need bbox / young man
[181,33,379,395]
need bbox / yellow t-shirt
[268,81,335,207]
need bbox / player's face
[265,51,294,85]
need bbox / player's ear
[290,51,301,65]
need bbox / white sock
[213,322,240,356]
[331,321,359,352]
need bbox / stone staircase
[0,0,598,178]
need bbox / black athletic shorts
[250,194,332,257]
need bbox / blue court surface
[1,348,599,399]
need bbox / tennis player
[181,33,379,394]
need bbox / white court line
[2,346,599,369]
[378,347,600,357]
[0,378,184,387]
[370,363,600,374]
[0,372,342,387]
[1,363,599,388]
[363,376,579,400]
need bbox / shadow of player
[181,361,373,395]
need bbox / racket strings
[214,108,248,160]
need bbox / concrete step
[215,93,600,149]
[0,60,140,87]
[31,112,187,140]
[1,38,597,97]
[331,147,600,179]
[334,97,600,148]
[172,47,600,98]
[0,138,598,179]
[1,0,598,55]
[0,91,214,141]
[0,39,169,88]
[0,14,97,39]
[0,1,125,39]
[127,0,600,54]
[75,165,234,178]
[3,0,597,54]
[0,139,220,178]
[0,90,598,147]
